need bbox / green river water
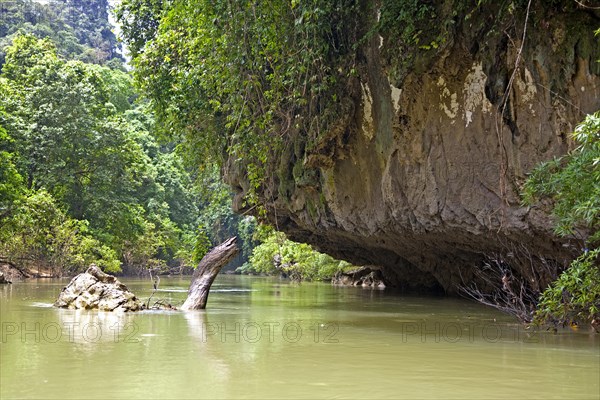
[1,275,598,399]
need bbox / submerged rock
[54,265,141,311]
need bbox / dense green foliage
[534,249,599,327]
[239,225,352,281]
[523,112,600,328]
[0,0,122,66]
[117,0,360,204]
[523,112,600,242]
[0,125,23,213]
[0,34,203,274]
[1,190,121,273]
[0,0,282,276]
[116,0,363,278]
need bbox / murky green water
[1,275,598,399]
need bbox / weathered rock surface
[332,266,386,289]
[226,4,600,293]
[54,265,142,311]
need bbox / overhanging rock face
[226,4,600,293]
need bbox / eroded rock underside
[226,3,600,293]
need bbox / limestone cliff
[226,2,600,293]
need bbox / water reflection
[0,282,14,300]
[54,308,138,345]
[183,311,231,386]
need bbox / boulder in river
[0,271,11,284]
[54,265,142,311]
[332,266,386,289]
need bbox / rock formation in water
[54,265,142,311]
[332,266,386,289]
[226,3,600,293]
[0,271,11,284]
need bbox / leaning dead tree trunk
[181,237,240,310]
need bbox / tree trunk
[0,259,31,279]
[181,237,240,310]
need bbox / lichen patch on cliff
[515,67,538,114]
[437,76,459,121]
[390,83,402,114]
[361,82,374,140]
[463,63,492,127]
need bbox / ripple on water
[29,302,54,308]
[156,288,255,293]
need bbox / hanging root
[459,241,558,324]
